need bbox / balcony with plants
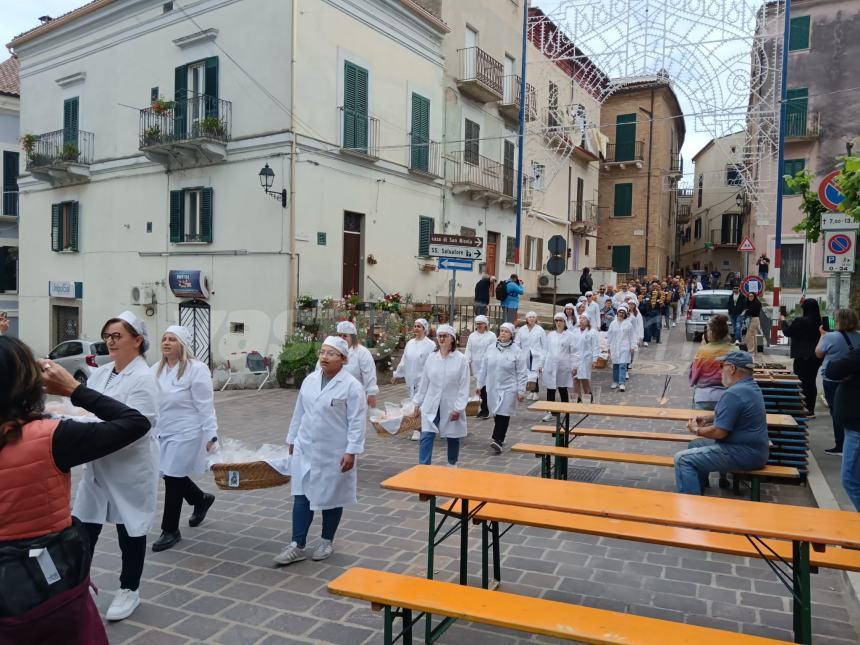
[139,95,231,166]
[499,75,536,124]
[456,47,503,103]
[22,130,94,185]
[570,200,599,233]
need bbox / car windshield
[694,294,730,310]
[92,342,109,355]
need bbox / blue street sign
[437,257,473,271]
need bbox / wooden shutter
[505,236,516,263]
[614,183,633,217]
[614,113,636,161]
[537,238,544,272]
[169,189,184,243]
[524,235,533,269]
[2,151,18,216]
[465,119,479,165]
[410,93,430,170]
[204,56,219,118]
[418,216,433,256]
[785,88,808,137]
[69,202,80,251]
[174,64,188,139]
[611,246,630,273]
[51,203,62,252]
[200,187,213,243]
[344,61,368,151]
[63,97,79,147]
[789,16,810,51]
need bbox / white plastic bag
[208,438,291,475]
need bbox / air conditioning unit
[130,285,155,305]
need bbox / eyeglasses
[337,333,351,339]
[318,349,342,358]
[102,333,124,343]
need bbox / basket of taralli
[370,400,421,436]
[465,397,481,416]
[526,381,539,392]
[209,439,291,490]
[594,357,608,369]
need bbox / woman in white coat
[584,292,601,332]
[73,311,159,622]
[625,296,644,375]
[478,322,527,453]
[412,325,469,466]
[276,336,366,566]
[392,318,435,440]
[150,326,218,553]
[539,313,577,422]
[562,303,577,330]
[515,311,545,400]
[571,314,600,403]
[335,320,379,408]
[607,305,638,392]
[465,315,496,418]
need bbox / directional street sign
[429,244,483,259]
[737,236,756,252]
[437,257,473,271]
[818,170,845,212]
[823,230,855,273]
[429,234,482,248]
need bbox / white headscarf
[474,315,489,325]
[116,310,150,353]
[164,324,193,355]
[414,318,429,334]
[322,336,350,359]
[336,320,357,335]
[553,312,566,322]
[436,324,456,339]
[499,322,516,336]
[526,311,538,320]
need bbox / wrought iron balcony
[669,153,683,177]
[677,188,694,199]
[676,203,692,225]
[450,150,517,208]
[709,226,743,247]
[571,200,598,233]
[785,111,820,140]
[499,75,537,124]
[139,95,231,165]
[24,129,94,185]
[338,106,380,160]
[1,191,18,217]
[457,47,503,103]
[408,137,442,177]
[604,141,645,167]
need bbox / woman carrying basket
[392,318,435,440]
[515,311,545,401]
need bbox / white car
[47,339,112,384]
[684,290,746,341]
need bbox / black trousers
[479,386,489,416]
[792,356,822,415]
[81,521,146,591]
[162,476,206,533]
[546,387,569,403]
[492,415,511,445]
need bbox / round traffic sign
[828,233,852,255]
[548,235,566,256]
[740,274,764,297]
[818,170,845,212]
[546,256,566,276]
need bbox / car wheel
[74,371,88,385]
[685,330,695,341]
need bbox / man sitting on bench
[674,351,769,495]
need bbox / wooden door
[342,212,362,297]
[486,231,499,277]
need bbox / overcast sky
[0,0,83,48]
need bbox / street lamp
[259,163,287,208]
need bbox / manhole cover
[527,465,604,482]
[630,361,679,374]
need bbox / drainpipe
[288,0,298,324]
[643,87,655,274]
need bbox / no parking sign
[823,230,855,272]
[740,275,764,297]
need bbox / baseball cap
[715,350,755,369]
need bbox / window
[418,216,434,257]
[585,238,590,255]
[694,217,702,239]
[343,61,369,153]
[611,245,630,273]
[783,159,806,195]
[503,140,515,196]
[721,213,742,245]
[170,188,213,243]
[63,97,79,148]
[613,183,633,217]
[229,322,245,334]
[410,92,430,171]
[163,2,174,12]
[785,88,809,136]
[532,162,545,189]
[524,236,542,271]
[0,246,16,293]
[317,232,327,245]
[49,342,83,359]
[726,166,742,186]
[2,150,19,216]
[614,113,636,161]
[174,56,219,139]
[505,236,516,263]
[697,174,704,207]
[464,119,480,165]
[51,201,80,252]
[789,15,810,51]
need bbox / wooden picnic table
[382,464,860,645]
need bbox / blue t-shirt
[713,376,769,463]
[818,330,860,381]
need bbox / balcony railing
[2,191,18,217]
[139,95,232,149]
[408,137,442,177]
[669,154,683,176]
[573,200,599,223]
[677,188,694,199]
[25,129,94,170]
[710,227,743,247]
[451,150,505,194]
[676,203,692,224]
[457,47,503,103]
[785,111,820,139]
[338,107,380,160]
[605,141,645,164]
[499,75,537,123]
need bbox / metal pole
[514,0,529,264]
[553,274,558,316]
[449,270,456,324]
[771,0,791,343]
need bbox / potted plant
[60,143,80,162]
[20,134,36,158]
[297,294,318,309]
[345,292,361,310]
[151,97,175,116]
[143,125,162,146]
[413,299,432,313]
[320,297,335,310]
[199,116,225,139]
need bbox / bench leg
[425,496,436,643]
[481,521,489,589]
[460,499,469,585]
[750,476,761,502]
[733,474,741,495]
[792,540,812,645]
[491,521,501,587]
[540,454,551,479]
[402,608,413,645]
[384,605,393,645]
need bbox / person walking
[334,321,379,408]
[412,325,469,466]
[149,326,218,553]
[477,322,527,453]
[827,345,860,511]
[392,318,436,440]
[571,314,599,403]
[500,274,524,324]
[780,299,823,417]
[741,292,762,358]
[660,281,673,330]
[579,267,593,296]
[607,305,636,392]
[562,302,577,330]
[72,312,159,622]
[816,308,860,456]
[276,336,366,566]
[473,274,495,317]
[625,296,644,374]
[600,298,616,331]
[640,283,663,346]
[539,313,576,421]
[727,284,746,344]
[757,254,770,281]
[584,291,601,332]
[0,337,151,644]
[465,315,496,418]
[515,311,545,401]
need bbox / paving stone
[217,581,270,601]
[663,566,713,585]
[183,594,236,614]
[126,603,188,629]
[172,615,232,640]
[212,624,268,645]
[257,589,321,613]
[104,621,145,644]
[308,621,375,644]
[710,601,757,622]
[739,591,786,611]
[263,611,319,636]
[127,632,190,645]
[714,574,753,591]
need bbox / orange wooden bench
[531,424,691,442]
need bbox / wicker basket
[212,461,290,490]
[594,357,608,369]
[465,398,481,416]
[526,381,539,393]
[372,413,422,437]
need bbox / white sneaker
[446,462,459,467]
[311,539,333,561]
[410,430,420,441]
[672,322,677,327]
[610,383,618,389]
[619,384,626,392]
[541,413,554,422]
[274,542,307,566]
[643,342,649,347]
[106,588,140,621]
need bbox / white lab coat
[629,311,645,341]
[150,360,217,477]
[585,301,601,332]
[413,350,470,438]
[607,318,638,365]
[393,337,436,397]
[341,344,380,397]
[542,330,576,389]
[515,323,545,383]
[571,327,600,380]
[613,291,637,308]
[73,355,160,537]
[477,343,528,417]
[287,368,366,511]
[465,330,497,377]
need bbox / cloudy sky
[0,0,83,47]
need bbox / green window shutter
[783,159,805,195]
[201,187,214,243]
[51,203,62,252]
[63,97,79,147]
[410,93,430,171]
[418,216,433,257]
[614,113,636,161]
[611,246,630,273]
[343,61,369,151]
[789,16,810,51]
[70,202,80,251]
[169,190,184,243]
[174,64,188,139]
[204,56,219,118]
[785,88,808,136]
[614,183,633,217]
[465,119,479,164]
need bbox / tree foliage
[835,156,860,221]
[786,169,827,242]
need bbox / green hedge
[276,341,321,387]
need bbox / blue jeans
[674,439,760,495]
[693,401,717,411]
[418,431,460,465]
[731,314,744,342]
[823,380,844,450]
[644,314,661,342]
[291,494,343,547]
[842,429,860,511]
[612,362,628,385]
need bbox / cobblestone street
[83,328,860,644]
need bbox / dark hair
[582,267,590,273]
[101,318,145,355]
[706,315,730,343]
[510,274,519,281]
[800,298,821,326]
[0,337,45,453]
